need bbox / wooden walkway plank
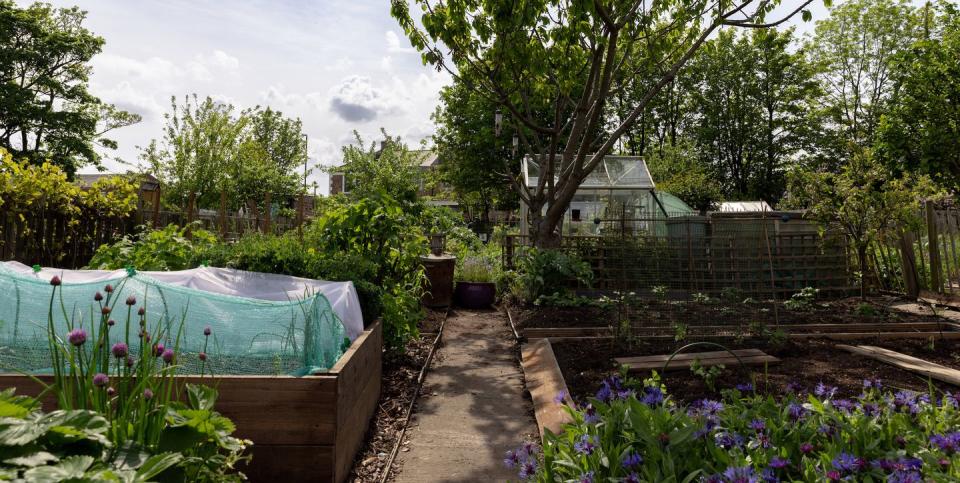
[837,344,960,386]
[520,338,574,437]
[616,349,780,372]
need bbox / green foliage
[331,131,423,206]
[512,374,960,481]
[512,248,593,303]
[142,95,306,210]
[88,224,219,271]
[876,3,960,189]
[855,302,879,317]
[0,1,140,175]
[691,292,712,304]
[784,287,818,311]
[689,359,723,392]
[457,256,495,283]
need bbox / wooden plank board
[837,344,960,386]
[334,322,382,483]
[520,338,574,437]
[617,349,779,372]
[523,322,956,339]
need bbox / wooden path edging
[837,344,960,386]
[520,338,574,438]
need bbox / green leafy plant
[512,248,593,302]
[692,292,712,304]
[651,285,667,301]
[784,287,818,311]
[672,322,688,342]
[855,302,879,317]
[689,358,724,391]
[88,223,219,271]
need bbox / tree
[0,1,140,176]
[877,3,960,188]
[687,28,818,202]
[788,148,939,298]
[806,0,921,168]
[433,82,519,224]
[646,141,721,214]
[391,0,821,246]
[142,96,306,210]
[333,131,422,207]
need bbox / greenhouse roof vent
[521,155,655,190]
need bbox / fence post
[297,193,305,241]
[898,231,921,298]
[926,200,943,293]
[219,190,228,239]
[152,187,161,229]
[248,200,260,233]
[264,192,272,235]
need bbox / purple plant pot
[454,281,496,309]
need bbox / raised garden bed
[550,336,960,405]
[0,321,383,483]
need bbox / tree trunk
[857,244,869,300]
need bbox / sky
[25,0,836,195]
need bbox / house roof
[522,155,655,190]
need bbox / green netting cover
[0,264,348,376]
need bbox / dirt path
[395,309,537,482]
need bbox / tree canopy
[392,0,822,245]
[0,1,140,176]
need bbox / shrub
[510,374,960,482]
[784,287,818,311]
[88,223,219,271]
[512,248,593,302]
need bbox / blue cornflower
[832,452,859,473]
[768,457,790,469]
[554,390,567,404]
[595,384,613,403]
[624,473,640,483]
[863,378,882,389]
[641,386,664,406]
[888,470,923,483]
[574,435,597,455]
[787,402,807,421]
[815,382,838,399]
[715,431,745,450]
[736,382,755,392]
[784,381,803,394]
[693,399,724,414]
[831,398,857,414]
[760,468,779,483]
[621,451,643,469]
[722,465,759,483]
[583,404,600,424]
[578,471,594,483]
[518,459,537,480]
[748,418,766,432]
[930,432,960,454]
[503,450,521,469]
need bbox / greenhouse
[520,155,694,236]
[0,262,363,376]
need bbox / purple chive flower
[125,295,136,306]
[825,470,841,482]
[107,318,115,327]
[104,284,114,293]
[138,306,146,316]
[92,373,109,387]
[199,351,207,361]
[621,451,643,469]
[736,382,754,392]
[203,325,212,337]
[143,388,154,400]
[815,382,838,399]
[154,343,165,357]
[769,457,790,469]
[161,348,175,364]
[722,466,758,483]
[101,306,111,315]
[94,292,103,302]
[67,329,87,346]
[50,275,61,286]
[111,342,128,358]
[748,418,766,432]
[106,387,116,397]
[574,435,597,455]
[126,355,135,368]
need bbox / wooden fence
[878,201,960,303]
[0,208,134,268]
[503,213,854,298]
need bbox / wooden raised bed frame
[0,321,382,483]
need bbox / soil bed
[348,310,443,482]
[511,296,948,331]
[552,337,959,406]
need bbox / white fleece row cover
[1,261,364,341]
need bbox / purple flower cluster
[814,382,838,399]
[705,466,759,483]
[621,451,643,469]
[574,435,597,455]
[930,432,960,454]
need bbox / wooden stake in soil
[837,344,960,386]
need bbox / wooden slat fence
[0,208,134,268]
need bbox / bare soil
[552,336,960,405]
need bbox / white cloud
[380,56,393,71]
[328,75,403,123]
[93,80,164,121]
[209,50,240,70]
[385,30,416,54]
